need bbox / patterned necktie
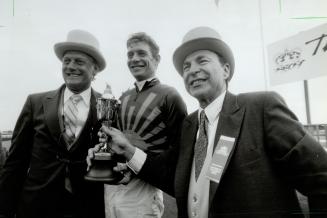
[63,95,82,193]
[64,94,82,145]
[194,110,208,181]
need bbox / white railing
[304,124,327,150]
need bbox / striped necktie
[64,94,82,145]
[194,110,208,181]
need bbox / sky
[0,0,326,131]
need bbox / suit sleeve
[263,92,327,216]
[138,89,187,196]
[163,88,188,151]
[0,95,34,217]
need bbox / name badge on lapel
[206,135,235,183]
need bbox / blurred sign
[267,23,327,86]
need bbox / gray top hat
[173,26,234,81]
[54,29,106,72]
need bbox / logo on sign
[274,48,306,73]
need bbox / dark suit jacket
[139,91,327,218]
[0,85,104,218]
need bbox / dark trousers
[16,189,83,218]
[52,189,82,218]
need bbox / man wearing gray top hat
[98,26,327,218]
[0,30,106,218]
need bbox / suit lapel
[90,89,100,128]
[175,112,198,199]
[209,92,245,207]
[43,85,65,146]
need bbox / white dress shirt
[63,87,91,137]
[187,91,226,218]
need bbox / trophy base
[84,152,123,184]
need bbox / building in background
[305,124,327,151]
[0,131,12,168]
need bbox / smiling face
[62,51,98,93]
[127,41,160,81]
[182,50,230,108]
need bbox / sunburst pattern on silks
[117,91,168,153]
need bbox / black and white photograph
[0,0,327,217]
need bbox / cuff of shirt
[126,147,147,174]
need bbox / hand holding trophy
[84,84,123,183]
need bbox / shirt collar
[64,86,91,106]
[134,76,157,91]
[198,90,226,124]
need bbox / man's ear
[155,54,161,63]
[223,63,231,80]
[92,64,99,79]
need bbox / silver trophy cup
[84,97,123,183]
